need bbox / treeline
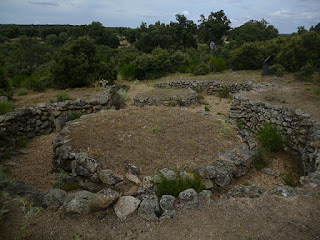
[0,11,320,99]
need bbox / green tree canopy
[198,10,231,45]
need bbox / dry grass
[135,88,196,99]
[67,106,240,175]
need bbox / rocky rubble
[154,80,258,94]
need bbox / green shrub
[314,87,320,95]
[253,147,269,170]
[70,111,82,120]
[117,89,130,101]
[55,92,70,102]
[0,101,15,114]
[257,123,283,153]
[236,120,245,130]
[0,66,13,99]
[209,56,227,72]
[268,64,286,76]
[282,172,298,187]
[157,172,204,197]
[17,88,28,96]
[294,63,315,81]
[120,64,136,80]
[204,105,210,111]
[193,62,210,75]
[21,76,45,91]
[217,86,230,98]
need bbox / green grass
[253,147,269,171]
[204,105,210,111]
[70,111,82,120]
[117,89,130,101]
[217,86,230,98]
[257,123,283,153]
[0,101,15,114]
[16,88,28,96]
[55,92,70,102]
[157,172,204,197]
[282,172,298,187]
[314,87,320,95]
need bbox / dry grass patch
[67,106,240,175]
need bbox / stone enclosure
[1,80,320,221]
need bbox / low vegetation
[257,123,283,153]
[55,92,70,102]
[157,172,204,197]
[0,100,15,114]
[282,172,298,187]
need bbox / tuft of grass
[198,93,205,100]
[0,101,15,115]
[157,172,204,197]
[314,87,320,95]
[236,120,245,130]
[55,92,70,102]
[15,139,29,149]
[220,120,233,136]
[217,86,230,98]
[16,88,28,96]
[117,89,130,102]
[257,123,283,153]
[282,172,298,187]
[70,111,82,120]
[253,147,269,171]
[53,171,78,191]
[204,105,210,111]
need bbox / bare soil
[67,106,240,176]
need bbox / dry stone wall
[154,80,258,94]
[0,87,123,154]
[229,95,320,175]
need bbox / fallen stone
[272,185,297,198]
[65,191,95,214]
[261,168,275,176]
[160,195,176,211]
[99,169,123,185]
[125,163,141,175]
[90,188,119,211]
[138,195,160,221]
[126,173,141,185]
[224,185,267,199]
[199,190,212,204]
[178,188,199,207]
[41,188,67,208]
[160,210,175,220]
[114,196,141,220]
[142,176,153,189]
[160,168,177,180]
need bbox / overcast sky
[0,0,319,33]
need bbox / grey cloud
[29,1,58,6]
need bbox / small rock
[203,179,214,189]
[160,195,176,211]
[90,188,119,211]
[160,210,175,220]
[178,188,199,207]
[142,176,153,189]
[65,191,95,214]
[160,168,177,180]
[125,163,141,175]
[123,185,138,196]
[272,185,297,198]
[126,173,141,185]
[42,188,67,208]
[99,169,123,185]
[152,175,161,184]
[199,190,212,204]
[138,195,160,221]
[0,96,8,102]
[114,196,141,220]
[261,168,275,176]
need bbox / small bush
[56,92,70,102]
[294,63,315,81]
[17,88,28,96]
[257,123,283,153]
[204,105,210,111]
[157,172,204,197]
[117,89,130,102]
[193,62,210,75]
[282,172,298,187]
[209,56,227,72]
[0,101,15,115]
[253,148,269,170]
[21,76,45,92]
[314,87,320,95]
[70,111,82,120]
[217,86,230,98]
[268,64,286,77]
[120,64,136,80]
[236,120,245,130]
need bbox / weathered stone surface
[178,188,199,207]
[199,190,212,204]
[160,168,177,180]
[90,188,119,211]
[41,188,67,208]
[0,96,8,102]
[138,195,160,221]
[224,185,267,200]
[261,168,275,176]
[160,195,176,211]
[142,176,153,189]
[272,185,297,198]
[126,173,141,185]
[65,191,95,214]
[202,179,214,189]
[160,210,175,220]
[99,169,123,185]
[114,196,141,220]
[125,163,141,175]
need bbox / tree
[298,26,307,35]
[228,19,278,45]
[50,36,116,89]
[310,23,320,33]
[87,22,119,48]
[198,10,231,45]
